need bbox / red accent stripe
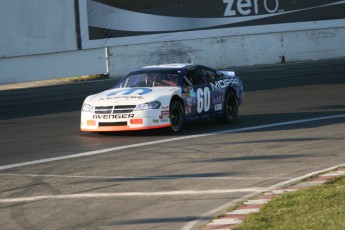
[81,124,170,132]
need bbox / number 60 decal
[197,87,211,113]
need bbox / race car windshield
[114,71,180,88]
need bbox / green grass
[236,175,345,230]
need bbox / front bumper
[80,111,170,132]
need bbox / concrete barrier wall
[0,0,78,58]
[0,49,107,84]
[0,0,108,84]
[1,0,345,84]
[84,0,345,78]
[107,27,345,78]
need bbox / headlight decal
[135,101,161,111]
[82,103,95,112]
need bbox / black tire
[169,99,184,133]
[216,91,238,123]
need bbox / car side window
[215,71,225,80]
[200,67,216,83]
[185,68,204,86]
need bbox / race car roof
[140,63,193,69]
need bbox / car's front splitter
[80,123,170,132]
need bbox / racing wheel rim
[224,91,238,122]
[226,96,235,116]
[170,100,184,132]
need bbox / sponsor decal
[161,106,169,110]
[153,119,160,124]
[213,95,223,104]
[86,0,284,37]
[159,115,170,120]
[99,96,144,100]
[190,89,196,98]
[107,88,152,97]
[160,118,170,123]
[81,0,345,49]
[184,90,191,98]
[93,114,134,119]
[197,87,211,113]
[223,0,280,17]
[186,97,193,106]
[214,103,223,111]
[210,78,241,90]
[161,110,169,115]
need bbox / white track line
[0,173,293,180]
[1,113,345,171]
[0,188,266,203]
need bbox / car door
[182,67,211,118]
[198,66,226,116]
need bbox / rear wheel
[216,91,238,123]
[169,99,184,133]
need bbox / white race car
[81,63,244,133]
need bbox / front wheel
[216,91,238,123]
[169,100,184,133]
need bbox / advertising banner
[79,0,345,49]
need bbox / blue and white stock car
[81,64,244,133]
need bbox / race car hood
[84,87,180,105]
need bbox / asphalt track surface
[0,59,344,230]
